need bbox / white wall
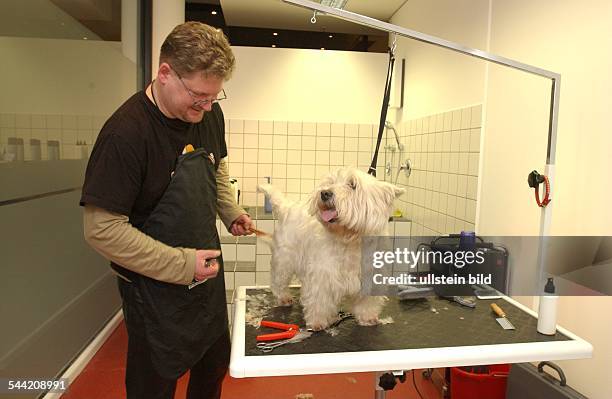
[0,40,387,127]
[391,0,612,397]
[389,0,489,121]
[151,0,184,78]
[485,1,612,397]
[222,46,388,123]
[478,64,550,235]
[486,0,612,235]
[0,37,137,116]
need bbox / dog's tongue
[320,209,338,222]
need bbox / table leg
[374,371,387,399]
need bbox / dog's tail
[254,231,274,247]
[248,226,273,243]
[256,183,292,220]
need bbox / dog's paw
[257,184,272,194]
[277,294,293,307]
[306,321,329,331]
[305,315,335,331]
[356,315,380,326]
[308,324,326,332]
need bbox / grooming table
[229,286,592,378]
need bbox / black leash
[368,48,395,177]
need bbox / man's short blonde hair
[160,21,235,80]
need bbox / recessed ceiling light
[273,32,278,36]
[320,0,348,9]
[211,10,217,15]
[329,34,333,38]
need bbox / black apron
[123,147,228,379]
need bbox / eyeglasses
[171,66,227,108]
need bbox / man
[80,22,251,399]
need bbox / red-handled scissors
[256,321,300,342]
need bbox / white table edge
[229,285,593,378]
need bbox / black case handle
[537,361,567,386]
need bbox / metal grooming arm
[281,1,559,396]
[282,0,558,298]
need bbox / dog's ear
[373,181,405,209]
[382,182,405,198]
[393,185,406,198]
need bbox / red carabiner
[535,175,551,207]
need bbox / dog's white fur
[258,167,405,330]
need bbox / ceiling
[0,0,104,40]
[1,0,405,46]
[187,0,406,52]
[194,0,407,35]
[50,0,121,40]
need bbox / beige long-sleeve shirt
[83,157,247,284]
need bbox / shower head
[385,121,404,151]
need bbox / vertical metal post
[536,77,560,295]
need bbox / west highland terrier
[258,167,405,330]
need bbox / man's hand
[194,249,221,282]
[229,214,253,236]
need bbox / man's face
[160,64,225,123]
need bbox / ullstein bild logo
[372,272,493,286]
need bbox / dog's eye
[348,180,356,190]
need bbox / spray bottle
[537,278,558,335]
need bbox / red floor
[61,321,443,399]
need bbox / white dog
[257,167,405,330]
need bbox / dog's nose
[320,190,333,201]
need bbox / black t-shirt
[80,91,227,229]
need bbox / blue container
[459,231,476,249]
[264,176,273,213]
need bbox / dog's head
[308,167,405,237]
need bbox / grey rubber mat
[244,288,570,356]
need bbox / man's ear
[157,62,172,84]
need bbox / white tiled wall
[391,105,482,236]
[225,120,383,206]
[219,218,275,293]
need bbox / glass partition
[0,0,144,390]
